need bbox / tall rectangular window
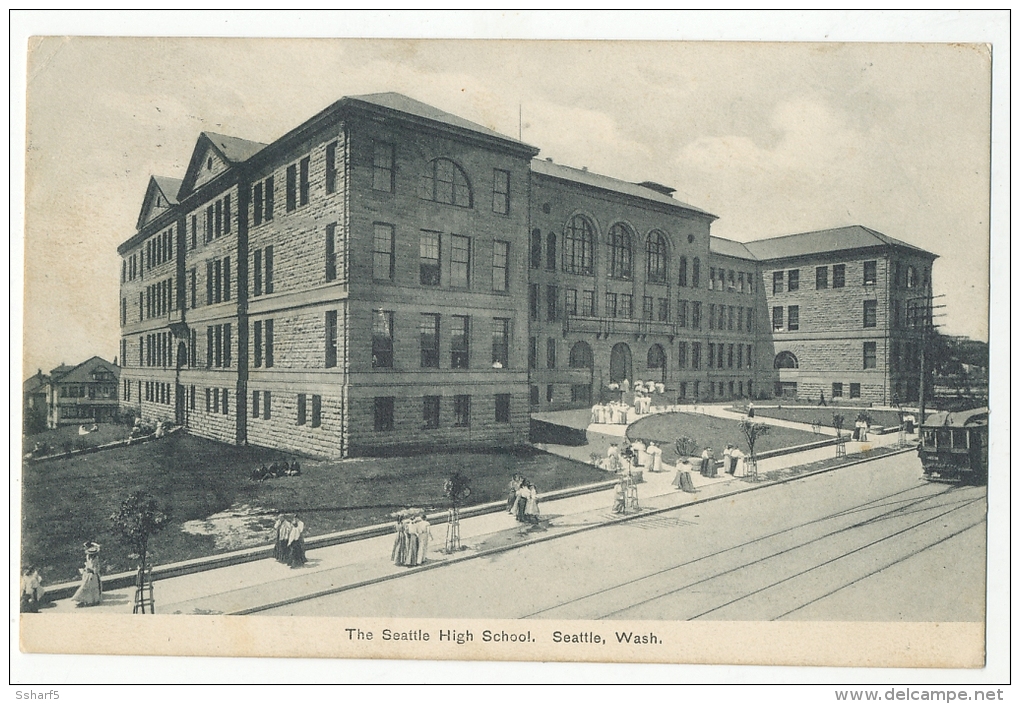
[864,260,877,285]
[495,394,511,423]
[325,310,338,368]
[677,299,688,327]
[642,296,654,320]
[728,305,734,331]
[833,263,846,288]
[423,395,440,429]
[373,223,394,281]
[299,156,310,206]
[691,342,701,370]
[546,232,557,271]
[657,298,669,322]
[420,314,440,368]
[691,301,702,330]
[529,284,540,320]
[454,395,470,427]
[546,285,559,322]
[491,318,510,368]
[205,205,213,243]
[374,397,394,431]
[530,229,541,269]
[708,343,715,369]
[325,224,337,281]
[311,395,322,428]
[297,393,307,426]
[788,305,799,331]
[254,320,263,367]
[581,290,595,317]
[528,337,537,370]
[605,292,618,319]
[492,240,509,292]
[546,338,556,369]
[191,214,198,249]
[863,299,878,328]
[253,390,262,419]
[863,341,877,369]
[492,169,510,214]
[772,306,784,331]
[787,269,800,291]
[620,294,633,319]
[264,390,272,420]
[372,310,394,368]
[773,271,784,294]
[816,266,828,289]
[325,141,337,194]
[264,246,274,294]
[264,319,274,368]
[215,199,222,237]
[286,163,297,211]
[373,141,394,192]
[253,249,262,296]
[253,182,263,227]
[420,231,441,286]
[832,382,843,398]
[678,341,688,368]
[450,234,470,288]
[451,315,469,369]
[850,383,861,399]
[708,303,715,330]
[565,289,578,317]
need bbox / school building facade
[117,92,935,458]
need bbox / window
[816,266,828,290]
[547,384,554,403]
[492,169,510,214]
[120,298,126,326]
[546,285,559,321]
[423,396,440,429]
[787,270,799,292]
[253,249,262,296]
[530,385,539,407]
[773,271,784,294]
[546,232,557,271]
[495,394,511,423]
[529,284,540,321]
[892,299,901,329]
[299,157,311,205]
[620,294,633,319]
[189,268,197,309]
[608,223,633,279]
[832,382,843,398]
[374,397,395,431]
[747,344,753,368]
[864,260,877,285]
[737,271,744,293]
[728,305,734,331]
[530,229,541,269]
[419,158,472,207]
[737,307,744,332]
[454,395,470,427]
[677,299,688,328]
[215,199,222,237]
[191,216,197,250]
[642,296,654,321]
[311,395,322,428]
[691,257,701,287]
[264,390,272,419]
[863,300,878,328]
[646,231,668,283]
[863,341,877,369]
[717,344,725,369]
[373,223,394,281]
[691,342,701,370]
[325,141,337,194]
[325,310,338,368]
[420,314,440,368]
[849,383,861,399]
[373,310,394,368]
[677,341,688,368]
[373,141,394,193]
[446,234,469,288]
[605,292,618,319]
[448,315,468,369]
[709,267,716,291]
[491,318,510,368]
[264,320,273,368]
[286,163,297,211]
[833,264,846,288]
[264,246,274,294]
[547,338,556,369]
[678,256,688,287]
[562,215,594,275]
[326,224,337,282]
[528,337,537,370]
[788,305,799,331]
[581,290,595,317]
[737,344,743,368]
[772,306,784,331]
[691,301,702,330]
[254,320,263,367]
[492,240,509,292]
[420,231,441,286]
[657,297,669,322]
[297,394,307,426]
[565,289,578,317]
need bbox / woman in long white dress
[523,483,540,524]
[413,513,431,565]
[72,542,102,607]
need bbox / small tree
[110,491,171,577]
[739,420,770,479]
[443,472,471,553]
[832,413,846,457]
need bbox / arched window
[678,255,688,287]
[692,257,701,288]
[568,341,594,368]
[646,231,668,283]
[774,351,799,369]
[607,223,633,279]
[647,343,667,383]
[419,158,472,207]
[562,215,595,276]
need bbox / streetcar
[918,407,988,484]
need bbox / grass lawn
[20,433,605,584]
[23,422,135,455]
[732,406,903,429]
[627,412,822,465]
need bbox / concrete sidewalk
[45,410,910,616]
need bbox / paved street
[263,452,985,621]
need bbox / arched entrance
[646,343,667,383]
[569,341,594,405]
[609,343,633,385]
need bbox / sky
[17,15,997,379]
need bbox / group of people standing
[391,509,432,567]
[507,474,541,524]
[273,514,307,568]
[696,444,746,478]
[590,401,633,425]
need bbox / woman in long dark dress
[286,515,306,568]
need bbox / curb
[233,443,918,615]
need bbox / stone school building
[117,92,936,457]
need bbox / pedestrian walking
[747,402,755,418]
[286,515,306,568]
[72,541,102,607]
[273,514,292,563]
[523,482,541,524]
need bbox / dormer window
[207,157,213,170]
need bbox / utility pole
[910,288,945,425]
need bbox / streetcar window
[922,430,936,448]
[935,429,951,448]
[951,429,968,449]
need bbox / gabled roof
[710,236,756,261]
[50,356,119,384]
[49,364,73,378]
[743,225,936,262]
[177,131,267,199]
[23,372,49,394]
[531,159,716,219]
[136,175,183,230]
